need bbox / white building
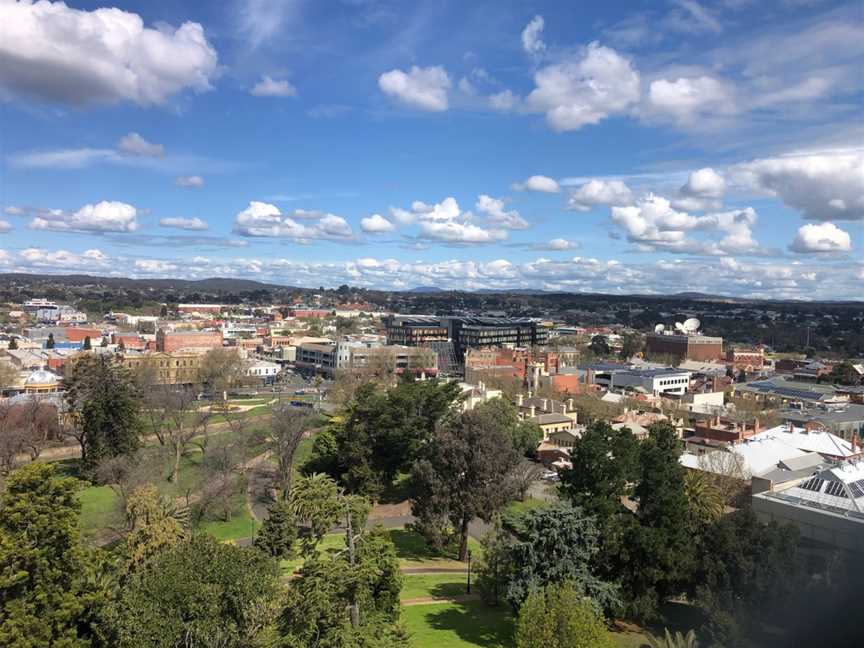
[245,360,281,381]
[36,305,87,324]
[612,368,692,396]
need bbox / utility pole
[466,549,472,594]
[346,503,360,629]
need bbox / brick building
[646,333,723,362]
[726,347,765,371]
[156,329,223,353]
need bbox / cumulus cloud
[0,219,11,233]
[360,213,396,234]
[28,201,138,233]
[390,196,508,244]
[489,89,520,112]
[175,175,204,188]
[647,75,737,126]
[251,75,296,97]
[521,15,546,55]
[19,247,110,269]
[117,132,164,157]
[610,194,760,255]
[159,217,209,231]
[378,65,451,111]
[790,222,852,253]
[135,259,180,273]
[512,175,561,193]
[475,195,529,230]
[537,238,579,251]
[526,42,640,131]
[674,167,726,211]
[0,1,218,106]
[732,149,864,221]
[233,201,354,240]
[567,179,634,211]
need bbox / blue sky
[0,0,862,298]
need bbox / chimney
[517,393,524,406]
[542,398,548,410]
[530,405,536,417]
[568,398,574,411]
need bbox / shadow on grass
[425,600,514,648]
[378,473,413,504]
[390,528,452,561]
[428,582,467,599]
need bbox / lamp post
[466,549,472,594]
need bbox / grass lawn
[78,485,123,540]
[401,600,514,648]
[504,496,550,517]
[197,493,260,542]
[389,527,481,570]
[400,574,467,601]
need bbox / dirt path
[401,594,479,607]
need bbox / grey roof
[779,453,825,472]
[533,413,573,425]
[781,404,864,424]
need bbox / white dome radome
[24,369,59,385]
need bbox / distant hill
[0,273,299,293]
[407,286,446,293]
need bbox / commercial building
[156,329,223,353]
[245,360,281,382]
[735,376,847,405]
[645,333,723,362]
[177,304,223,315]
[780,403,864,442]
[36,305,88,324]
[384,316,548,359]
[295,340,438,377]
[119,351,205,385]
[726,347,765,371]
[611,368,692,396]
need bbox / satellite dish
[654,323,665,334]
[674,322,686,333]
[683,317,701,333]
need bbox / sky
[0,0,862,299]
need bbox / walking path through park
[401,594,479,607]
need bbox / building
[645,332,723,362]
[611,368,692,396]
[36,305,87,324]
[384,316,548,359]
[119,351,205,385]
[752,461,864,553]
[245,360,281,382]
[780,403,864,442]
[63,327,103,343]
[295,343,337,374]
[726,347,765,371]
[735,376,847,405]
[156,329,223,353]
[458,381,503,412]
[692,414,763,444]
[22,368,62,394]
[177,304,223,315]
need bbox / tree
[478,503,619,611]
[559,420,639,524]
[151,385,212,483]
[508,460,544,501]
[279,526,407,648]
[588,335,610,357]
[619,331,643,360]
[0,398,58,474]
[623,422,694,619]
[270,406,318,498]
[411,399,522,561]
[0,463,106,647]
[46,333,55,349]
[123,485,188,571]
[683,470,724,529]
[515,582,614,648]
[8,336,18,350]
[198,348,244,400]
[0,360,17,390]
[646,629,699,648]
[82,336,92,350]
[111,535,282,648]
[63,355,141,476]
[100,337,108,348]
[254,500,297,559]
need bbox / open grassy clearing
[401,600,514,648]
[400,574,467,601]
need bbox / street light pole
[466,549,472,594]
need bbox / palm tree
[646,628,699,648]
[683,469,724,526]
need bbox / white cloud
[790,222,852,253]
[29,201,138,233]
[419,221,507,244]
[732,149,864,221]
[237,0,294,48]
[475,195,529,230]
[117,132,164,157]
[567,179,634,211]
[233,201,354,240]
[390,196,508,244]
[674,167,726,211]
[18,247,110,269]
[489,89,520,112]
[135,259,180,273]
[539,238,579,251]
[175,175,204,188]
[526,42,640,131]
[378,65,451,111]
[512,175,561,193]
[0,1,218,106]
[251,75,296,97]
[521,15,546,55]
[360,213,396,234]
[0,219,11,233]
[159,217,209,231]
[647,75,737,126]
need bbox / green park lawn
[197,493,260,542]
[401,600,514,648]
[400,574,466,601]
[78,484,123,541]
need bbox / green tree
[254,500,298,559]
[0,463,106,647]
[46,333,55,349]
[646,629,699,648]
[683,470,724,529]
[480,503,619,611]
[123,485,188,571]
[623,422,694,619]
[63,355,141,476]
[588,335,610,357]
[279,526,407,648]
[8,337,18,350]
[411,399,522,561]
[515,582,613,648]
[82,336,92,350]
[111,535,281,648]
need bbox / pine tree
[82,336,92,350]
[46,333,55,349]
[254,500,298,559]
